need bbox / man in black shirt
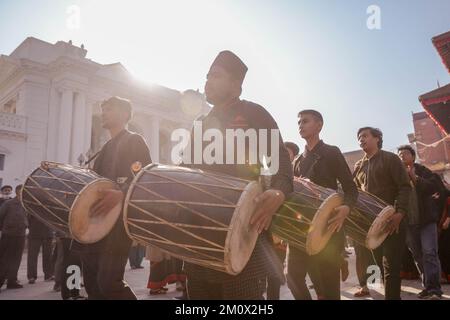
[54,233,84,299]
[353,127,411,300]
[27,215,54,284]
[0,185,13,208]
[0,185,27,291]
[77,96,152,300]
[288,110,358,300]
[398,145,442,299]
[181,50,293,299]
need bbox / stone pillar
[46,87,60,161]
[84,100,93,154]
[56,89,73,163]
[150,116,160,163]
[16,88,26,114]
[70,92,86,165]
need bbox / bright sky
[0,0,449,153]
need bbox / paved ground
[0,247,449,300]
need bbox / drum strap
[87,130,133,177]
[294,149,321,179]
[84,132,131,168]
[84,150,101,167]
[353,160,367,190]
[111,131,134,181]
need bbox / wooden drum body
[271,177,343,255]
[21,161,121,243]
[346,190,395,250]
[123,164,263,275]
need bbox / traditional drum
[123,164,263,275]
[270,177,343,255]
[21,161,122,243]
[345,190,395,250]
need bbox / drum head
[69,179,122,244]
[306,193,343,255]
[224,181,263,275]
[366,206,395,250]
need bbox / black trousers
[187,276,264,300]
[373,226,406,300]
[27,237,53,280]
[0,235,25,285]
[79,221,135,300]
[287,234,342,300]
[401,244,418,274]
[439,227,450,277]
[185,234,272,300]
[354,244,375,287]
[128,244,145,268]
[266,246,286,300]
[55,238,82,299]
[310,242,342,300]
[286,247,312,300]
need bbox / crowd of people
[0,50,449,300]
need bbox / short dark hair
[398,145,416,159]
[15,184,22,194]
[1,185,12,192]
[298,109,323,123]
[101,96,132,121]
[284,141,300,157]
[357,127,383,149]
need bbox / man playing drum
[181,50,293,299]
[353,127,411,300]
[288,110,358,300]
[76,96,152,299]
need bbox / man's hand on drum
[250,189,285,234]
[91,188,124,217]
[385,212,404,235]
[327,205,350,233]
[443,217,450,230]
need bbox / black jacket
[78,129,152,252]
[183,99,293,197]
[431,172,450,219]
[354,150,411,216]
[28,214,54,239]
[414,164,441,225]
[93,129,152,189]
[293,140,358,208]
[0,197,12,208]
[181,99,293,282]
[292,140,358,252]
[0,197,28,236]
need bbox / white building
[0,37,208,187]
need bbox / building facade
[411,111,450,172]
[0,37,208,187]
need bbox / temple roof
[432,30,450,73]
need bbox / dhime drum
[123,164,263,275]
[345,190,395,250]
[270,177,343,255]
[21,161,122,243]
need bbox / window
[2,99,16,114]
[0,154,5,171]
